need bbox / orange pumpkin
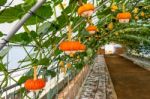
[24,66,46,91]
[117,12,131,23]
[25,79,46,91]
[78,3,95,17]
[79,43,86,52]
[86,25,98,34]
[59,41,86,54]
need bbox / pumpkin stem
[67,24,72,41]
[78,37,81,42]
[87,17,93,25]
[34,66,37,80]
[122,3,125,12]
[78,0,83,6]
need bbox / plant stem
[122,3,125,12]
[78,0,83,6]
[34,66,37,80]
[67,24,72,41]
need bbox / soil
[105,55,150,99]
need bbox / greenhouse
[0,0,150,99]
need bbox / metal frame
[0,0,46,51]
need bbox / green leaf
[38,58,50,66]
[46,70,56,77]
[32,58,38,65]
[0,63,6,71]
[43,36,62,48]
[74,62,84,70]
[25,5,53,25]
[37,22,51,34]
[53,0,63,6]
[10,32,31,45]
[0,47,10,59]
[18,75,32,85]
[57,14,69,28]
[0,73,8,88]
[62,2,77,14]
[0,5,24,23]
[54,49,62,56]
[24,0,36,5]
[0,0,6,6]
[0,4,52,25]
[0,31,3,37]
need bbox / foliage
[0,0,150,98]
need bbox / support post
[0,0,46,51]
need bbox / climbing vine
[0,0,149,98]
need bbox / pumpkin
[78,3,95,17]
[24,66,46,91]
[86,25,98,34]
[141,12,145,17]
[66,63,72,69]
[108,22,113,30]
[59,41,86,55]
[117,12,131,23]
[59,61,64,67]
[133,8,138,14]
[115,32,119,36]
[111,5,118,12]
[24,79,46,91]
[134,16,139,20]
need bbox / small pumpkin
[117,12,131,23]
[108,22,113,30]
[111,5,118,12]
[24,66,46,91]
[59,41,86,55]
[69,53,74,57]
[77,55,80,59]
[141,12,145,17]
[115,32,119,36]
[66,63,72,69]
[59,61,64,67]
[86,25,98,34]
[134,16,139,20]
[78,3,95,17]
[133,8,138,14]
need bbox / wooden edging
[57,65,90,99]
[75,65,92,99]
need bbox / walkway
[105,55,150,99]
[78,55,115,99]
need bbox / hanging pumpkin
[24,66,46,91]
[117,12,131,23]
[59,25,86,55]
[78,3,95,17]
[108,22,113,30]
[115,32,119,36]
[59,61,64,67]
[134,16,139,20]
[141,11,145,17]
[111,5,118,12]
[86,25,98,34]
[133,8,138,14]
[59,41,86,55]
[66,63,72,69]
